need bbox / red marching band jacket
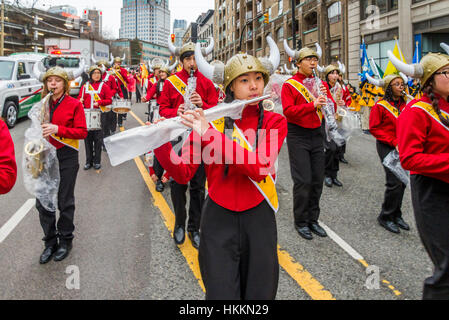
[158,69,219,119]
[154,104,288,212]
[77,81,113,110]
[48,95,88,149]
[397,93,449,184]
[102,72,121,98]
[0,119,17,194]
[281,72,336,129]
[110,67,129,98]
[369,98,406,147]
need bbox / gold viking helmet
[323,65,341,78]
[284,39,322,63]
[195,35,280,91]
[33,59,85,85]
[160,59,178,74]
[388,50,449,86]
[88,65,103,75]
[366,73,407,91]
[168,36,215,58]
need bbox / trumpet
[402,90,414,101]
[24,91,53,179]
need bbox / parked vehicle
[0,53,47,128]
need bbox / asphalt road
[0,101,432,300]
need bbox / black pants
[101,111,113,138]
[84,130,103,165]
[153,156,164,180]
[170,137,205,232]
[376,141,405,221]
[118,85,128,126]
[338,143,346,160]
[199,197,279,300]
[411,174,449,300]
[36,147,79,247]
[325,139,340,179]
[287,123,325,227]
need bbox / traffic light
[171,34,175,43]
[263,13,269,24]
[288,56,292,63]
[297,39,302,50]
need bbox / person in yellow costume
[359,80,384,134]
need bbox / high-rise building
[48,5,78,17]
[82,8,103,38]
[119,0,170,47]
[173,19,187,47]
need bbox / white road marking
[318,220,364,261]
[0,199,36,244]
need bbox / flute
[402,90,414,101]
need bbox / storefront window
[366,39,395,71]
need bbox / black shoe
[394,217,410,231]
[309,222,328,237]
[53,243,72,262]
[324,177,333,188]
[363,130,371,135]
[339,157,348,164]
[377,217,400,234]
[93,163,101,170]
[84,163,92,170]
[39,245,57,264]
[173,225,185,245]
[188,231,200,249]
[296,225,313,240]
[332,178,343,187]
[155,180,164,192]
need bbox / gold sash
[377,100,399,118]
[211,117,279,212]
[113,69,128,89]
[412,101,449,129]
[167,75,186,96]
[87,83,109,113]
[50,135,80,151]
[286,78,323,121]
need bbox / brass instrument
[402,90,414,101]
[24,91,53,179]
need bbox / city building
[82,8,103,39]
[347,0,449,85]
[197,10,214,61]
[119,0,170,47]
[1,3,90,55]
[173,19,187,47]
[213,0,349,70]
[111,38,170,66]
[48,5,78,17]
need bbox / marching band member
[347,84,361,112]
[158,38,217,249]
[111,56,129,128]
[0,117,17,195]
[97,60,118,140]
[32,64,87,264]
[323,65,345,188]
[282,41,333,240]
[78,66,113,170]
[367,73,410,234]
[153,37,286,299]
[390,51,449,299]
[141,61,176,192]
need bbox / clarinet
[312,69,338,131]
[184,69,197,111]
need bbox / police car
[0,53,47,128]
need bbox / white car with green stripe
[0,53,47,128]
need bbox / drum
[85,109,102,131]
[112,99,132,114]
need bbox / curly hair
[423,75,449,128]
[383,84,405,106]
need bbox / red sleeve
[281,82,317,122]
[203,115,288,182]
[0,120,17,194]
[158,81,179,119]
[398,107,449,176]
[369,104,396,147]
[57,101,88,140]
[145,84,157,101]
[121,69,129,84]
[77,86,84,101]
[99,84,113,106]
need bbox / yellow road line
[126,110,335,300]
